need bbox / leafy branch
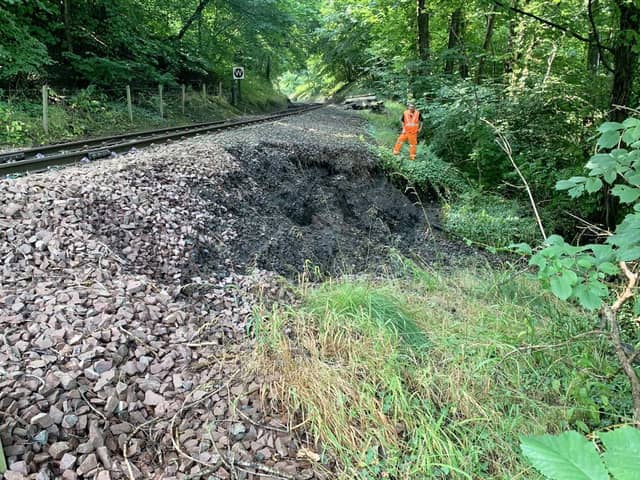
[513,117,640,422]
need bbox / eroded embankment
[0,106,478,480]
[196,140,422,277]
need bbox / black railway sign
[233,67,245,80]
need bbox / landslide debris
[0,106,476,479]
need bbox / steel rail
[1,104,321,176]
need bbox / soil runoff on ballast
[0,106,483,480]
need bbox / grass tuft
[252,256,629,479]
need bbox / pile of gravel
[0,132,325,479]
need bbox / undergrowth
[361,103,542,249]
[442,192,541,248]
[0,79,287,148]
[252,256,631,479]
[363,103,470,199]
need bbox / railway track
[0,103,321,176]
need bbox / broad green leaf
[609,214,640,261]
[573,284,603,310]
[590,244,616,262]
[530,254,548,270]
[509,243,532,255]
[585,177,603,193]
[604,170,618,184]
[616,246,640,262]
[611,185,640,204]
[610,148,629,160]
[520,431,608,480]
[600,426,640,480]
[627,174,640,186]
[597,262,619,275]
[586,154,615,170]
[622,118,640,128]
[634,299,640,316]
[598,122,624,133]
[610,213,640,242]
[550,272,576,300]
[569,186,585,198]
[622,125,640,145]
[586,279,608,297]
[598,130,621,149]
[545,235,566,246]
[577,256,597,268]
[556,178,583,191]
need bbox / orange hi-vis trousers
[393,132,418,160]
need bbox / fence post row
[42,85,49,135]
[36,82,235,131]
[126,85,133,122]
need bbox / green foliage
[0,103,27,145]
[379,147,470,198]
[0,0,317,89]
[521,431,609,480]
[0,0,53,81]
[523,118,640,310]
[521,426,640,480]
[255,256,633,478]
[306,283,430,354]
[363,101,470,198]
[442,192,540,248]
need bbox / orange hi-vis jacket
[402,110,421,134]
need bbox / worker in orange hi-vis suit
[393,102,423,160]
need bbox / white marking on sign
[233,67,245,80]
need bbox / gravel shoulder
[1,106,480,480]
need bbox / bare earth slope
[0,106,479,480]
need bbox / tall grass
[252,257,626,479]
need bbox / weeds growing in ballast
[251,255,632,479]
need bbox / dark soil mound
[194,139,475,278]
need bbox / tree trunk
[504,1,519,74]
[587,34,600,71]
[174,0,214,41]
[587,0,600,72]
[265,55,271,81]
[609,0,640,121]
[459,12,469,78]
[475,8,496,83]
[63,0,73,53]
[444,8,463,75]
[417,0,430,60]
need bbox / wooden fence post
[181,84,186,115]
[218,81,223,97]
[202,83,207,101]
[42,86,49,135]
[126,85,133,122]
[159,84,164,119]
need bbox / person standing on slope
[393,102,423,160]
